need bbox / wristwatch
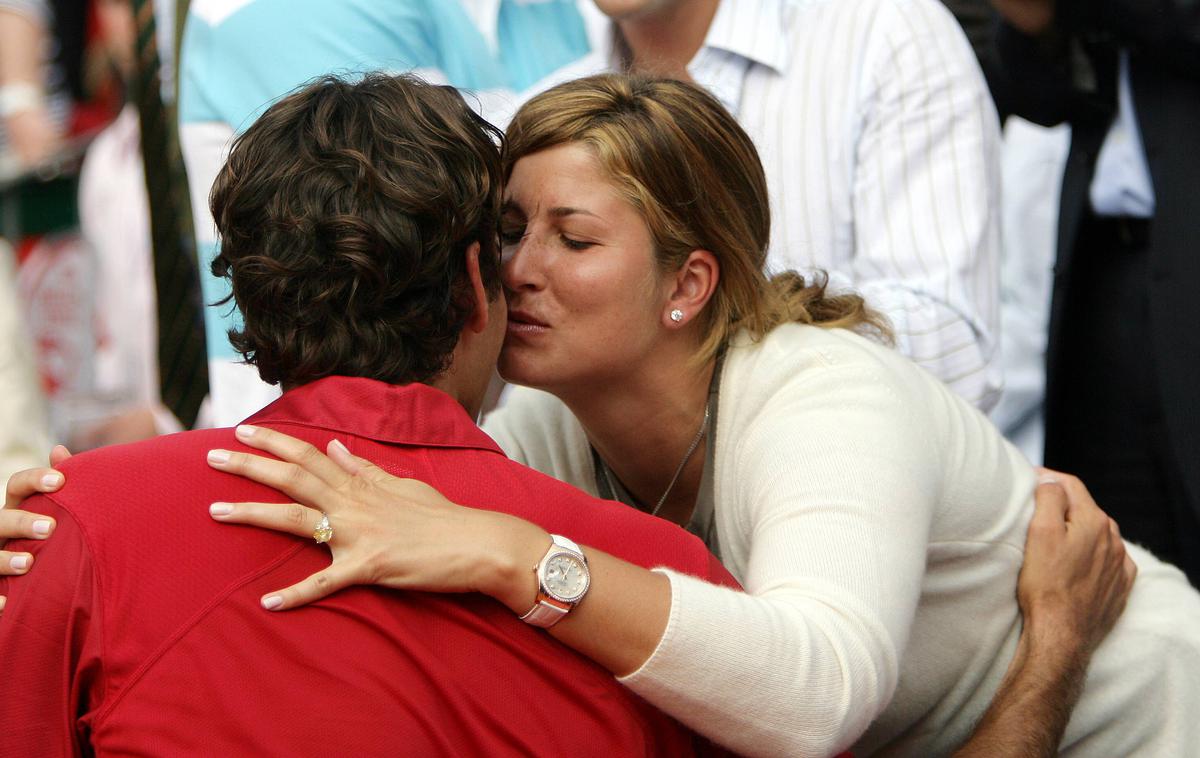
[519,534,590,628]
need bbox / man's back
[0,377,733,755]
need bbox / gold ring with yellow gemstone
[312,513,334,544]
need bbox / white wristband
[0,82,45,118]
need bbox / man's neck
[614,0,721,78]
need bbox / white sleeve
[848,0,1003,410]
[619,362,938,757]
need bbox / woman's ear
[663,249,719,328]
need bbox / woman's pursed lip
[507,309,550,328]
[506,321,549,335]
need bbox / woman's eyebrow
[548,206,601,220]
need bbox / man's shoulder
[45,427,293,555]
[53,429,237,507]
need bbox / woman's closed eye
[561,235,595,251]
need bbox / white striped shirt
[516,0,1004,409]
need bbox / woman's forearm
[557,557,671,675]
[451,509,675,677]
[479,520,881,757]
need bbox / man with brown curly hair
[0,73,738,756]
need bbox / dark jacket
[990,0,1200,511]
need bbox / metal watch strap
[519,535,586,628]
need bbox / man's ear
[463,241,491,334]
[663,249,720,328]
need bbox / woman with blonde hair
[5,75,1195,756]
[220,75,1198,756]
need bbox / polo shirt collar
[702,0,791,74]
[244,376,503,455]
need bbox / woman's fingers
[5,467,64,510]
[207,447,341,511]
[260,564,355,611]
[0,506,55,543]
[327,439,393,487]
[327,438,366,475]
[49,445,73,467]
[233,426,353,490]
[209,501,326,539]
[0,550,34,575]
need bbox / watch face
[543,553,588,602]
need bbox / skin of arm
[0,6,57,166]
[954,474,1137,757]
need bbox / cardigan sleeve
[618,357,941,757]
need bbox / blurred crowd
[1,0,1196,584]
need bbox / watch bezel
[539,549,590,604]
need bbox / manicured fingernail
[329,438,350,457]
[207,449,231,466]
[236,425,257,439]
[1037,474,1060,485]
[209,502,233,517]
[262,595,284,610]
[41,472,63,489]
[31,519,52,537]
[9,555,30,571]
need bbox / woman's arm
[205,426,676,677]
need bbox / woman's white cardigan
[483,324,1200,757]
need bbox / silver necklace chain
[651,400,712,517]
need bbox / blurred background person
[0,0,59,482]
[0,239,50,483]
[990,0,1200,585]
[0,0,64,171]
[69,0,189,449]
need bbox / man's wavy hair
[209,73,504,388]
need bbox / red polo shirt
[0,377,739,757]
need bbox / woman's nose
[501,236,546,292]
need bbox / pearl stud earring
[670,308,684,323]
